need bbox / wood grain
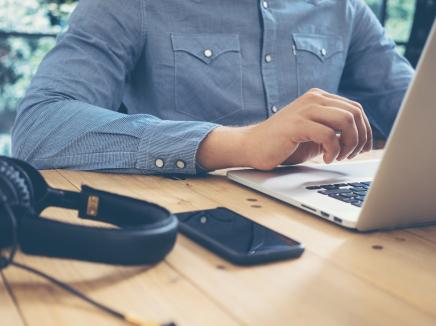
[0,274,24,326]
[3,170,239,326]
[57,151,436,325]
[3,151,436,325]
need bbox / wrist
[196,125,252,171]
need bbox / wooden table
[2,150,436,326]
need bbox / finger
[314,96,368,159]
[308,88,372,154]
[316,91,373,154]
[293,120,341,164]
[305,106,359,160]
[320,92,373,153]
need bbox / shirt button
[271,105,278,113]
[176,160,186,169]
[155,159,165,168]
[203,49,213,58]
[265,54,272,63]
[262,1,269,9]
[320,48,327,57]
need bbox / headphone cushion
[0,159,33,250]
[0,156,49,203]
[0,160,32,208]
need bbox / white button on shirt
[155,159,165,168]
[265,54,272,63]
[262,1,269,9]
[320,48,327,57]
[204,49,213,58]
[271,105,278,113]
[176,160,186,169]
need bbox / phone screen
[177,207,303,263]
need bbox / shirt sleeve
[11,0,219,175]
[338,0,415,138]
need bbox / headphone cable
[9,261,175,326]
[0,200,175,326]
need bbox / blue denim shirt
[12,0,414,175]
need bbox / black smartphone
[176,207,304,265]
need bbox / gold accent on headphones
[86,196,100,217]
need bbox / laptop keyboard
[305,182,371,208]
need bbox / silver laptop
[227,21,436,231]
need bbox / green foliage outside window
[0,0,75,154]
[366,0,416,46]
[0,0,74,121]
[0,0,419,155]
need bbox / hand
[283,141,323,165]
[197,88,372,171]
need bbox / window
[366,0,417,53]
[0,0,75,155]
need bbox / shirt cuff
[135,120,220,175]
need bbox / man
[12,0,413,175]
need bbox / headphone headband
[0,156,178,266]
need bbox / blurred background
[0,0,435,156]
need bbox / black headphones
[0,155,178,268]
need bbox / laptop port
[333,217,343,224]
[320,211,330,218]
[301,204,316,212]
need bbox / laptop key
[340,193,354,198]
[350,187,366,192]
[328,194,353,203]
[321,185,339,190]
[318,189,353,195]
[306,185,322,190]
[353,191,367,196]
[352,201,363,207]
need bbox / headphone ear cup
[0,156,48,203]
[0,159,33,209]
[0,159,34,250]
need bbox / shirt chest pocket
[171,33,243,123]
[292,33,345,95]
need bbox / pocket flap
[292,33,344,61]
[171,33,240,64]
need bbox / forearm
[12,99,219,175]
[197,125,254,171]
